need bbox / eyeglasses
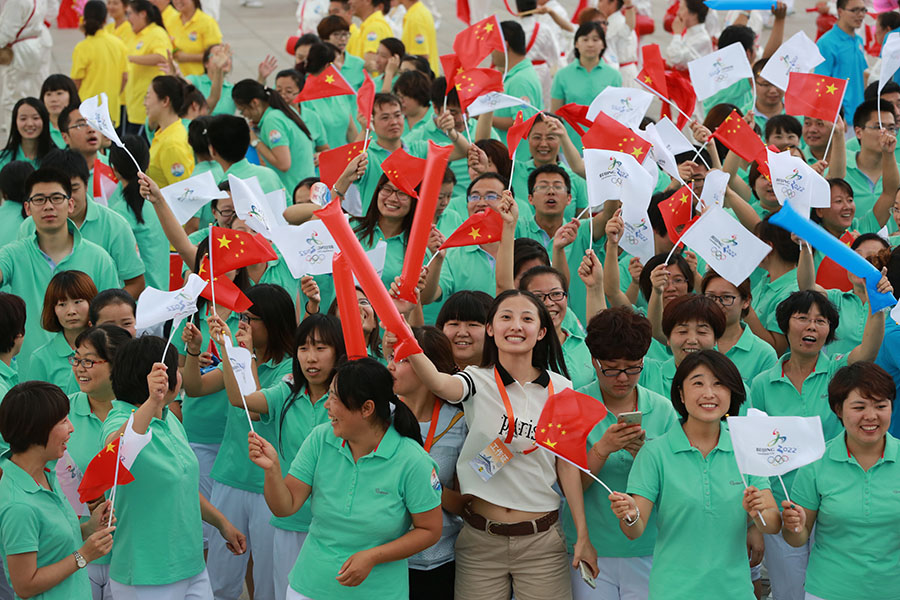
[357,298,371,307]
[467,192,501,203]
[69,356,108,369]
[379,186,411,201]
[668,276,688,286]
[704,293,737,307]
[532,290,567,302]
[330,31,351,40]
[213,207,236,218]
[532,183,568,194]
[597,364,643,377]
[864,125,899,134]
[841,6,867,13]
[67,120,92,131]
[791,315,829,328]
[28,193,69,205]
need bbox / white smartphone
[617,411,642,426]
[579,562,596,589]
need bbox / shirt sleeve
[257,381,289,424]
[789,462,820,511]
[400,449,443,514]
[106,211,147,280]
[748,373,766,412]
[145,29,173,56]
[625,439,662,504]
[158,142,196,186]
[202,16,222,47]
[71,42,88,80]
[0,245,14,286]
[289,423,323,486]
[261,118,291,150]
[0,503,40,555]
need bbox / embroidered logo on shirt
[171,162,185,177]
[136,41,144,50]
[189,31,198,41]
[431,467,441,491]
[415,34,425,45]
[366,31,377,41]
[268,129,282,144]
[374,487,389,495]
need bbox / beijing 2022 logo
[757,429,797,466]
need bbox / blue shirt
[877,319,900,437]
[815,25,867,123]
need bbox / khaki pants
[454,521,572,600]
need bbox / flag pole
[507,155,515,190]
[636,79,694,128]
[107,431,125,528]
[822,80,848,162]
[777,474,793,506]
[463,112,473,144]
[737,470,768,527]
[239,392,255,433]
[363,127,371,152]
[208,224,217,316]
[690,141,711,169]
[577,205,593,241]
[161,320,180,364]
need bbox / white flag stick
[464,112,473,144]
[577,205,593,242]
[239,393,255,433]
[737,470,768,527]
[507,156,516,190]
[690,140,711,169]
[207,224,217,315]
[107,432,124,528]
[636,79,695,128]
[778,474,793,506]
[161,320,180,364]
[425,250,442,269]
[363,127,371,152]
[822,80,848,161]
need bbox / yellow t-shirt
[167,9,222,76]
[401,2,438,75]
[124,23,173,125]
[148,119,195,187]
[71,31,129,125]
[162,5,180,33]
[346,11,392,58]
[105,20,135,45]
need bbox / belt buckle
[486,519,504,536]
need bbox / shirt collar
[731,324,755,353]
[495,362,551,387]
[828,432,898,463]
[669,420,732,454]
[327,422,403,460]
[0,456,52,494]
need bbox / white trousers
[569,555,652,600]
[805,594,826,600]
[190,442,219,546]
[109,569,213,600]
[285,589,314,600]
[273,529,308,600]
[206,483,277,600]
[88,563,112,600]
[764,531,811,600]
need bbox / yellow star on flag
[484,22,494,32]
[106,443,115,453]
[468,226,481,241]
[217,234,232,249]
[325,74,335,84]
[825,83,837,94]
[631,146,644,159]
[643,75,652,84]
[545,439,558,448]
[678,193,689,205]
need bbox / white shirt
[451,364,572,512]
[521,16,561,110]
[666,22,713,70]
[536,0,574,51]
[605,11,638,85]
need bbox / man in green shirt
[492,21,542,134]
[206,115,286,195]
[845,99,895,215]
[58,107,103,194]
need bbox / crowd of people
[0,0,899,599]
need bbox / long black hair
[40,75,81,112]
[82,0,107,35]
[352,173,418,247]
[335,357,423,445]
[130,0,164,29]
[109,135,150,224]
[245,284,296,364]
[1,98,53,163]
[480,289,569,380]
[231,79,311,140]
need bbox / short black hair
[207,115,250,163]
[765,115,802,142]
[718,25,755,52]
[638,252,695,302]
[75,323,133,366]
[0,160,35,213]
[0,381,69,453]
[394,70,431,108]
[829,361,896,418]
[39,148,90,186]
[585,306,652,361]
[500,20,526,55]
[671,350,745,420]
[527,163,571,195]
[853,98,894,130]
[466,171,509,196]
[573,23,606,60]
[436,290,493,328]
[0,292,26,354]
[25,167,72,198]
[513,237,550,279]
[519,264,569,293]
[58,105,79,133]
[865,79,900,101]
[400,55,434,79]
[112,336,179,405]
[775,290,840,344]
[380,37,405,58]
[683,0,709,22]
[755,216,800,264]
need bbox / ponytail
[264,86,312,140]
[82,0,107,35]
[131,0,164,28]
[109,135,150,224]
[232,79,312,141]
[389,395,424,446]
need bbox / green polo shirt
[550,59,622,150]
[702,79,754,116]
[402,106,434,139]
[0,200,24,248]
[209,355,292,493]
[257,382,330,532]
[288,423,441,600]
[824,289,866,358]
[220,158,285,195]
[639,356,675,399]
[791,433,900,600]
[301,95,356,150]
[510,159,589,223]
[749,352,847,504]
[562,383,677,557]
[434,206,464,238]
[254,249,299,295]
[355,222,408,289]
[175,310,242,445]
[0,222,119,376]
[101,400,205,586]
[258,106,316,192]
[353,140,429,216]
[107,184,171,290]
[725,324,778,386]
[0,147,37,173]
[627,421,767,600]
[26,331,77,394]
[186,73,237,116]
[0,455,91,600]
[751,268,799,335]
[19,199,145,285]
[562,328,594,390]
[50,124,66,149]
[432,243,498,324]
[301,107,328,151]
[341,53,366,90]
[0,359,18,400]
[844,151,882,217]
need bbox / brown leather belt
[462,506,559,536]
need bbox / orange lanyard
[493,367,553,450]
[423,399,442,453]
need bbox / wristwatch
[250,139,260,148]
[73,551,87,569]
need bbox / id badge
[469,437,514,482]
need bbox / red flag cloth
[315,199,423,360]
[318,141,366,189]
[659,185,698,244]
[197,257,254,313]
[93,159,118,203]
[457,0,471,25]
[440,53,464,94]
[506,111,539,159]
[555,103,593,136]
[582,112,653,163]
[572,0,588,22]
[815,231,856,292]
[454,68,505,112]
[77,438,135,503]
[535,388,608,471]
[453,15,505,69]
[660,70,696,129]
[438,208,504,250]
[357,71,376,130]
[332,252,369,359]
[169,252,184,290]
[711,109,766,163]
[381,149,428,198]
[398,142,453,303]
[637,44,669,98]
[294,65,355,102]
[209,226,278,276]
[784,72,847,122]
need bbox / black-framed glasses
[28,193,69,206]
[213,207,236,218]
[532,290,567,302]
[69,356,108,369]
[598,364,643,377]
[379,185,411,201]
[705,293,737,307]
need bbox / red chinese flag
[457,0,471,25]
[662,70,697,130]
[636,44,668,98]
[77,438,135,503]
[318,141,366,189]
[555,103,592,137]
[535,388,608,471]
[454,68,504,112]
[93,159,118,203]
[506,111,539,159]
[169,252,184,291]
[357,71,376,130]
[294,65,355,103]
[209,226,278,276]
[453,15,506,69]
[711,109,766,163]
[784,73,846,122]
[438,208,504,250]
[197,257,254,313]
[583,112,652,163]
[440,53,464,94]
[381,148,427,198]
[332,252,369,359]
[815,231,856,292]
[659,186,699,244]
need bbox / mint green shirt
[844,151,882,216]
[220,158,285,195]
[258,106,316,192]
[26,332,77,394]
[724,324,778,386]
[561,328,594,390]
[751,268,799,335]
[301,95,356,151]
[341,53,366,90]
[562,384,677,557]
[824,289,866,358]
[0,200,24,248]
[702,79,754,116]
[510,159,589,223]
[791,433,900,600]
[0,455,91,600]
[432,243,498,325]
[107,184,171,290]
[639,356,676,398]
[550,59,622,151]
[353,140,430,216]
[288,423,441,600]
[0,222,119,376]
[626,422,768,600]
[186,73,236,116]
[501,60,543,162]
[0,360,17,453]
[355,222,408,289]
[209,355,292,493]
